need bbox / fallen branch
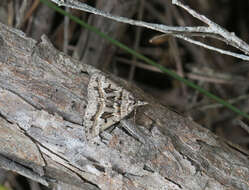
[0,22,249,189]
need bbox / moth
[84,72,147,140]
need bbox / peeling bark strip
[0,23,248,190]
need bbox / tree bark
[0,23,248,190]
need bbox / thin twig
[115,57,161,73]
[172,0,249,55]
[7,1,14,26]
[50,0,249,61]
[15,0,28,28]
[195,94,249,111]
[20,0,40,28]
[165,2,186,94]
[129,0,144,82]
[235,120,249,134]
[63,7,70,53]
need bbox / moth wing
[84,73,145,140]
[84,73,101,138]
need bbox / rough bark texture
[0,23,248,190]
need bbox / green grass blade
[0,185,9,190]
[39,0,249,120]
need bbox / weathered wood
[0,23,248,190]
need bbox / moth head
[128,98,148,111]
[122,91,148,113]
[136,100,148,107]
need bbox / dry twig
[51,0,249,61]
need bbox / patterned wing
[84,72,147,139]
